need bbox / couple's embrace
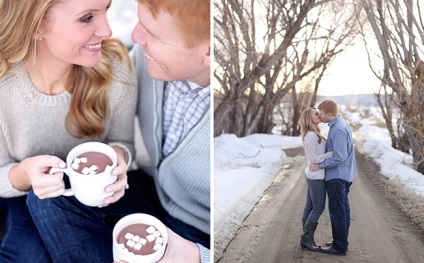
[299,100,357,256]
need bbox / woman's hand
[100,146,129,207]
[9,155,66,198]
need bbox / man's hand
[157,227,201,263]
[116,227,201,263]
[309,163,320,172]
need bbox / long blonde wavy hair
[299,107,326,145]
[0,0,131,138]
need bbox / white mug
[50,141,117,207]
[113,213,168,263]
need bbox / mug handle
[49,167,74,196]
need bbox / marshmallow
[80,157,87,163]
[89,170,97,175]
[118,243,125,249]
[139,238,147,245]
[90,165,98,171]
[155,237,164,244]
[71,163,79,170]
[81,167,91,175]
[133,243,142,250]
[153,244,162,251]
[146,225,156,234]
[126,240,136,248]
[146,234,155,242]
[124,232,134,240]
[132,235,140,242]
[153,231,161,237]
[73,157,81,164]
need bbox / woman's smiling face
[37,0,112,67]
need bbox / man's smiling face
[131,3,210,87]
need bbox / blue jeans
[27,169,210,263]
[0,196,51,263]
[302,176,326,223]
[326,179,352,252]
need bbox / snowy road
[215,149,424,263]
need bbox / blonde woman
[0,0,136,261]
[299,107,333,251]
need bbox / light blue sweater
[319,116,357,182]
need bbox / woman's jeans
[326,179,352,252]
[302,176,326,223]
[27,169,210,263]
[0,196,51,263]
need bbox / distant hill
[214,93,381,108]
[318,94,380,107]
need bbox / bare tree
[214,0,359,137]
[359,0,424,173]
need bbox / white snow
[214,134,301,228]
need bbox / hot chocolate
[71,151,113,175]
[116,223,164,256]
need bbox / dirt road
[215,149,424,263]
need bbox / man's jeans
[27,169,210,263]
[326,179,352,252]
[0,196,51,263]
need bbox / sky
[214,105,424,257]
[319,43,381,96]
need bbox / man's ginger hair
[318,100,339,116]
[138,0,210,48]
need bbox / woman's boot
[302,218,320,248]
[300,221,320,251]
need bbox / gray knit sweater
[131,46,210,262]
[0,58,137,198]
